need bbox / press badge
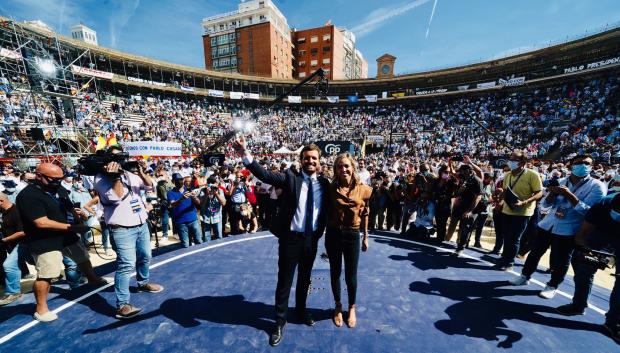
[130,198,142,213]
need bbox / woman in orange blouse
[326,153,372,328]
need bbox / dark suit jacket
[245,160,329,240]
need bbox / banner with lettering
[122,141,182,157]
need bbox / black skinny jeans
[325,227,361,306]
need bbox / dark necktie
[304,177,314,237]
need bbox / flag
[364,95,378,102]
[95,136,106,150]
[347,95,359,103]
[326,96,339,103]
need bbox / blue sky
[1,0,619,77]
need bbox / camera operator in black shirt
[17,163,106,322]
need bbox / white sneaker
[510,274,529,286]
[34,311,58,322]
[539,285,557,299]
[455,249,464,257]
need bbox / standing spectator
[494,151,544,271]
[168,174,203,247]
[452,164,483,256]
[434,165,457,244]
[155,169,173,241]
[470,173,493,248]
[228,172,249,234]
[199,176,226,241]
[0,192,26,306]
[511,155,606,298]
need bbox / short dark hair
[458,164,472,172]
[570,154,592,164]
[299,144,321,160]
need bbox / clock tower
[376,53,396,79]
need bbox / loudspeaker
[30,128,45,141]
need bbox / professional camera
[575,246,615,270]
[76,150,140,176]
[543,178,560,188]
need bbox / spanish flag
[106,133,117,146]
[95,135,106,150]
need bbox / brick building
[201,0,293,79]
[292,24,368,80]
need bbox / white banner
[382,91,388,99]
[71,65,114,80]
[179,85,194,92]
[365,95,378,102]
[127,76,167,87]
[366,135,384,143]
[230,91,244,100]
[498,76,526,86]
[244,92,260,100]
[122,141,183,156]
[564,56,620,74]
[415,88,448,95]
[0,47,22,60]
[326,96,339,103]
[477,81,496,89]
[457,85,470,91]
[146,97,156,103]
[208,89,224,98]
[288,95,302,103]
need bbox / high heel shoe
[347,304,357,328]
[333,303,343,327]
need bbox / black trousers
[435,203,451,241]
[521,227,575,288]
[325,228,360,306]
[275,233,318,326]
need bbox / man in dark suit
[233,136,329,347]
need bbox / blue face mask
[507,161,520,170]
[571,164,592,178]
[611,210,620,223]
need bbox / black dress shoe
[269,325,284,347]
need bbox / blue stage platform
[0,231,615,352]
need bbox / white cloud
[2,0,81,33]
[109,0,140,48]
[351,0,431,38]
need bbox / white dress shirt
[290,172,322,233]
[243,153,322,233]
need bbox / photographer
[17,163,106,322]
[555,193,620,344]
[168,173,203,247]
[93,146,163,320]
[228,171,249,235]
[199,176,226,241]
[510,155,606,299]
[0,192,26,306]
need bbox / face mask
[507,161,520,170]
[38,179,60,193]
[571,164,592,178]
[441,173,450,180]
[611,210,620,223]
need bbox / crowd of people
[1,74,619,161]
[0,71,619,346]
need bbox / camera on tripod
[75,149,140,176]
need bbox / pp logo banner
[316,141,353,156]
[203,153,225,167]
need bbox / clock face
[381,64,391,74]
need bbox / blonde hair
[332,153,360,185]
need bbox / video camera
[75,150,140,176]
[575,246,615,271]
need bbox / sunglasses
[40,174,64,183]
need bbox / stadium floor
[0,231,615,352]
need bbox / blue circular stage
[0,231,615,352]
